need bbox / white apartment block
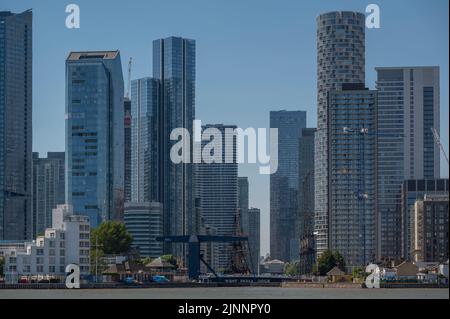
[3,204,90,283]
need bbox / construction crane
[431,128,449,165]
[126,57,132,99]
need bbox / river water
[0,287,448,299]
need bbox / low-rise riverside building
[3,205,90,283]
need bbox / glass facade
[376,67,440,261]
[328,87,377,269]
[32,152,65,238]
[66,51,124,227]
[270,110,306,262]
[298,128,316,274]
[0,10,33,240]
[315,12,366,258]
[153,37,196,260]
[130,77,159,203]
[196,124,238,270]
[123,97,132,205]
[124,202,163,258]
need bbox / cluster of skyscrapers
[270,11,447,272]
[0,8,447,275]
[0,10,260,272]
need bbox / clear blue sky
[2,0,449,256]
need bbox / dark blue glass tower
[0,10,33,240]
[66,51,124,227]
[153,37,196,260]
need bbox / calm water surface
[0,287,448,299]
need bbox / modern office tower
[270,110,306,262]
[328,84,377,269]
[66,51,124,228]
[315,12,365,258]
[124,97,132,206]
[376,66,440,261]
[298,128,316,274]
[411,194,449,263]
[32,152,65,238]
[130,77,160,203]
[0,10,33,241]
[124,202,163,258]
[196,124,238,270]
[243,207,260,274]
[153,37,196,260]
[3,204,90,283]
[400,178,449,260]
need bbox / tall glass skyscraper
[315,12,365,258]
[270,110,306,262]
[123,97,132,206]
[376,66,440,261]
[153,37,196,260]
[196,124,238,270]
[130,77,160,203]
[328,84,377,269]
[66,51,124,227]
[0,10,33,240]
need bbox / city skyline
[1,0,449,255]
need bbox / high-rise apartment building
[376,66,440,261]
[298,128,315,274]
[411,194,448,263]
[270,110,306,262]
[66,51,124,227]
[328,84,377,269]
[315,12,366,258]
[0,10,33,240]
[196,124,238,270]
[400,178,449,260]
[32,152,65,237]
[153,37,196,261]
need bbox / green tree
[284,262,300,276]
[141,256,153,266]
[333,251,346,271]
[91,220,133,255]
[317,250,347,275]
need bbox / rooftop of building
[67,50,120,61]
[375,66,439,71]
